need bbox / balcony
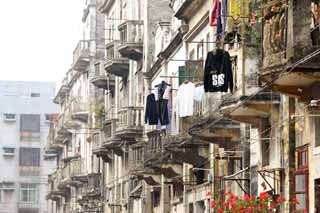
[70,96,89,123]
[86,173,101,198]
[220,91,280,127]
[102,118,123,155]
[53,78,70,104]
[70,157,88,184]
[99,0,114,14]
[129,144,144,175]
[105,40,129,77]
[91,61,116,90]
[51,171,68,197]
[92,131,112,162]
[55,117,72,142]
[72,40,90,71]
[43,149,58,160]
[175,0,204,21]
[118,20,144,61]
[47,128,64,150]
[115,106,144,139]
[260,0,320,101]
[143,130,206,179]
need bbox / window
[261,118,271,167]
[315,117,320,148]
[67,142,73,152]
[206,33,211,53]
[20,183,38,203]
[294,146,309,212]
[20,114,40,133]
[3,113,16,121]
[297,148,308,169]
[44,114,51,122]
[151,191,160,207]
[19,148,40,167]
[3,147,15,156]
[197,40,204,60]
[30,93,40,97]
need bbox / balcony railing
[105,40,129,77]
[118,20,144,60]
[70,96,90,122]
[62,163,71,181]
[91,61,115,90]
[70,158,87,182]
[115,106,144,138]
[73,40,90,71]
[87,173,101,194]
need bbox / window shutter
[178,66,186,85]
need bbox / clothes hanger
[183,79,190,84]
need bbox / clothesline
[103,15,252,22]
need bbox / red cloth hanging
[209,0,219,26]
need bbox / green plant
[95,103,105,118]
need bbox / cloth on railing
[176,81,196,117]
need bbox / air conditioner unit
[3,147,15,157]
[3,113,16,122]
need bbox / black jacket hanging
[145,94,158,125]
[203,49,233,93]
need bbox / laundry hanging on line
[203,49,233,93]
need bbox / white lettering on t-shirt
[212,73,225,86]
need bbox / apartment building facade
[47,0,320,212]
[0,81,57,213]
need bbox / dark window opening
[19,148,40,167]
[195,169,205,185]
[189,203,194,213]
[30,93,40,97]
[20,114,40,133]
[4,113,16,120]
[261,118,271,167]
[151,190,160,208]
[315,179,320,213]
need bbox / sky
[0,0,85,86]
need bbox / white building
[0,80,57,213]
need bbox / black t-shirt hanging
[203,49,233,93]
